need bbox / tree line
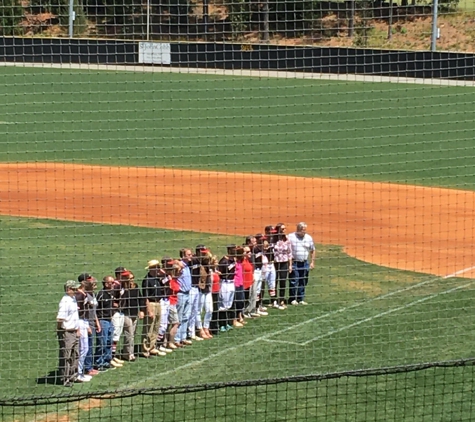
[1,0,459,39]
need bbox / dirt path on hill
[1,162,475,278]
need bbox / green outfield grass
[1,67,475,188]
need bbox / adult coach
[288,222,316,305]
[174,249,193,346]
[142,260,167,357]
[56,280,81,386]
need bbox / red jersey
[211,272,221,293]
[242,257,254,290]
[169,278,180,305]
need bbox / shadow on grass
[36,370,63,386]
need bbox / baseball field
[1,64,475,421]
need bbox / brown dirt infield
[1,162,475,278]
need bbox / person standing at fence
[232,246,246,328]
[195,247,215,339]
[142,259,166,357]
[120,271,145,361]
[174,249,194,346]
[241,244,254,319]
[56,280,81,387]
[218,244,237,332]
[82,276,101,377]
[243,235,263,318]
[155,257,176,353]
[273,223,292,309]
[75,276,94,382]
[209,256,222,335]
[162,258,186,348]
[111,267,127,364]
[95,276,123,371]
[188,245,207,342]
[254,235,269,316]
[264,225,278,304]
[288,222,316,305]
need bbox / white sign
[138,42,171,65]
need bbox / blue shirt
[177,261,192,292]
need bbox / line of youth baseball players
[55,222,315,386]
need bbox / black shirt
[142,272,166,302]
[96,289,115,320]
[264,243,275,263]
[190,258,202,288]
[121,286,145,317]
[75,290,88,320]
[253,245,265,270]
[219,256,236,282]
[85,292,97,327]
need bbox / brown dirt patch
[1,162,475,278]
[77,399,104,411]
[242,15,475,53]
[35,414,72,422]
[335,280,384,296]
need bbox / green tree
[0,0,23,35]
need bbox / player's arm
[309,244,316,270]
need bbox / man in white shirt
[287,222,316,305]
[56,279,84,386]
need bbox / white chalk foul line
[444,265,475,278]
[263,280,473,346]
[128,270,462,389]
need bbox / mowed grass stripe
[0,66,475,187]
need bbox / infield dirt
[1,162,474,278]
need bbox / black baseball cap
[114,266,127,275]
[265,225,277,234]
[195,244,209,255]
[78,273,96,283]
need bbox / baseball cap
[196,244,210,255]
[264,225,276,233]
[161,257,175,270]
[226,244,237,254]
[78,273,96,283]
[65,280,81,290]
[146,259,161,270]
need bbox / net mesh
[1,0,474,47]
[2,360,475,421]
[1,2,475,419]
